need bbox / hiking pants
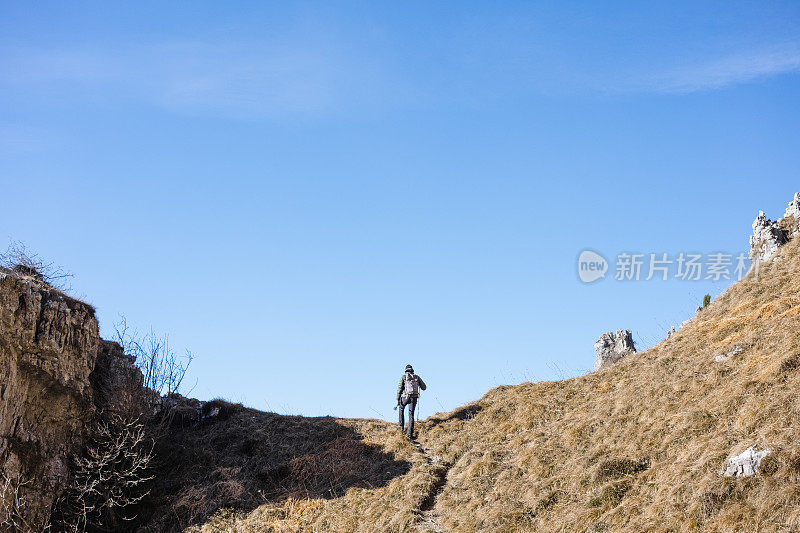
[398,394,418,437]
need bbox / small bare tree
[113,317,194,397]
[0,241,73,290]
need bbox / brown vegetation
[140,403,413,532]
[7,231,800,531]
[177,232,800,531]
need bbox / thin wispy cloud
[1,40,407,120]
[634,41,800,94]
[2,35,799,120]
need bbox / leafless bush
[0,473,50,532]
[114,317,194,397]
[0,241,73,290]
[56,415,154,532]
[55,317,195,531]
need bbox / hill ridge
[4,193,800,532]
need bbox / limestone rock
[783,192,800,237]
[721,445,770,477]
[714,345,743,363]
[749,210,787,263]
[784,192,800,219]
[594,330,636,370]
[0,271,100,527]
[749,193,800,263]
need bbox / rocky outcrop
[157,394,225,429]
[750,211,787,263]
[594,330,636,370]
[0,268,142,528]
[91,340,151,418]
[782,192,800,236]
[749,192,800,263]
[721,445,771,477]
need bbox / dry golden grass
[183,419,438,533]
[186,238,800,532]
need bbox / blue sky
[1,1,799,419]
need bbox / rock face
[749,193,800,263]
[0,268,142,528]
[721,446,771,477]
[91,339,150,418]
[594,330,636,371]
[783,192,800,235]
[750,211,787,263]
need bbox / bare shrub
[0,473,50,532]
[56,318,194,531]
[56,415,154,532]
[0,241,73,290]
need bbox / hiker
[397,364,426,438]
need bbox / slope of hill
[4,198,800,532]
[183,220,800,532]
[141,404,424,532]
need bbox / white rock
[594,330,636,370]
[784,192,800,229]
[721,445,770,477]
[750,210,787,263]
[749,193,800,264]
[714,345,743,363]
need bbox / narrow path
[412,440,449,533]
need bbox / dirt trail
[413,440,450,533]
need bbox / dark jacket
[397,372,427,403]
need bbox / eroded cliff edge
[0,267,141,529]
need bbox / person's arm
[417,375,427,391]
[396,377,404,403]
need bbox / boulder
[594,330,636,370]
[714,345,743,363]
[721,445,770,477]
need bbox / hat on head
[405,364,414,373]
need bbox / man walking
[397,364,426,438]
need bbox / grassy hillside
[162,238,800,532]
[139,405,432,532]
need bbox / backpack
[404,373,419,397]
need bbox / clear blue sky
[1,1,798,419]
